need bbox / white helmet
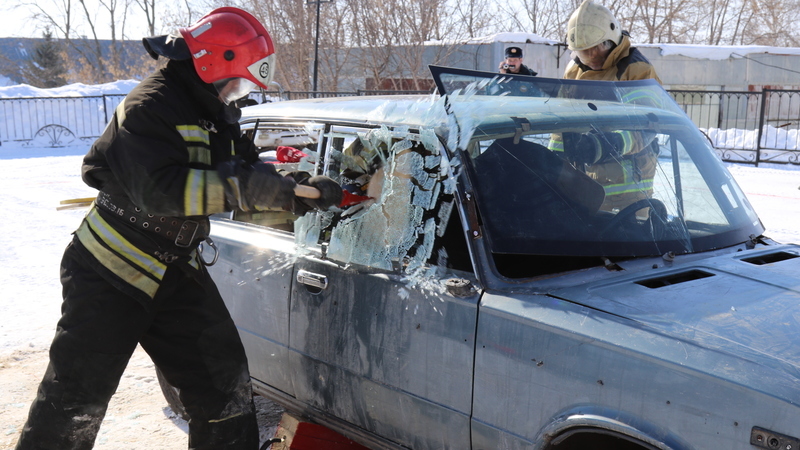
[566,0,622,51]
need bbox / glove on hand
[307,176,344,209]
[283,171,343,214]
[569,132,625,165]
[218,159,297,212]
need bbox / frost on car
[197,67,800,450]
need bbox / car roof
[240,95,437,128]
[239,93,684,138]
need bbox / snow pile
[0,80,139,98]
[703,125,800,152]
[638,43,800,60]
[427,31,560,46]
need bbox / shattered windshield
[432,68,763,259]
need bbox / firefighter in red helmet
[14,8,341,450]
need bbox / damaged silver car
[171,67,800,449]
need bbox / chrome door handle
[296,270,328,290]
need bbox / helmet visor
[214,77,258,105]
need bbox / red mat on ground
[272,413,370,450]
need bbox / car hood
[549,245,800,376]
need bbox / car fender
[533,405,693,450]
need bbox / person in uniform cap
[498,46,537,76]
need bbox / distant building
[335,32,800,92]
[3,34,800,93]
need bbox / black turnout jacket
[75,59,263,304]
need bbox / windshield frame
[428,67,764,260]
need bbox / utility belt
[95,191,210,249]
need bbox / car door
[211,122,324,397]
[288,125,481,449]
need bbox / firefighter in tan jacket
[551,0,662,213]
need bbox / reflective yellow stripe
[76,216,161,299]
[185,169,205,216]
[209,413,243,423]
[602,158,654,196]
[176,125,210,145]
[603,178,654,196]
[178,126,212,164]
[614,130,635,156]
[187,146,212,165]
[548,137,564,152]
[621,88,664,108]
[85,209,167,278]
[115,102,126,127]
[205,171,227,214]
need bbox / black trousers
[16,242,258,450]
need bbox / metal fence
[2,88,799,166]
[669,89,800,165]
[0,94,125,147]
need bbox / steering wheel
[600,198,668,237]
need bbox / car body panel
[471,246,800,448]
[552,246,800,377]
[210,221,297,397]
[200,69,800,449]
[288,255,479,449]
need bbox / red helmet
[180,7,276,90]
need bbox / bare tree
[625,0,691,43]
[21,0,161,83]
[134,0,156,36]
[342,0,470,91]
[157,0,198,35]
[447,0,501,39]
[516,0,572,39]
[742,0,800,46]
[241,0,315,91]
[316,2,356,91]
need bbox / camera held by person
[498,46,538,76]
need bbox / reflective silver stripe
[85,208,167,279]
[191,22,212,38]
[185,169,205,216]
[177,125,210,145]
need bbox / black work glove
[218,159,297,211]
[283,171,343,214]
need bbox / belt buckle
[175,220,199,248]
